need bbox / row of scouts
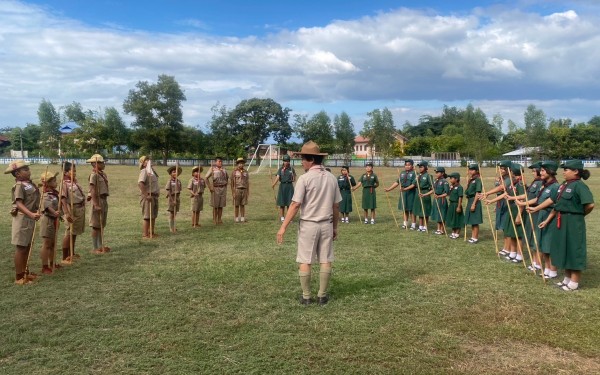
[6,155,109,285]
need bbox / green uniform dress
[413,172,432,217]
[549,179,594,270]
[494,176,510,230]
[445,184,464,229]
[359,173,378,210]
[276,166,295,207]
[398,170,416,212]
[337,174,356,213]
[463,176,483,225]
[430,177,450,222]
[503,180,525,239]
[523,178,543,250]
[534,180,559,254]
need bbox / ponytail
[580,169,591,180]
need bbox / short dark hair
[302,154,324,165]
[63,161,73,173]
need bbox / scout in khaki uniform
[61,161,86,263]
[138,156,159,238]
[165,165,182,233]
[445,172,464,239]
[231,157,250,223]
[463,164,483,244]
[413,161,432,232]
[277,141,342,306]
[272,154,296,222]
[6,160,41,284]
[538,160,594,291]
[337,166,356,223]
[187,166,205,227]
[205,157,228,225]
[352,162,379,224]
[384,159,417,229]
[39,171,60,274]
[427,167,449,235]
[87,154,110,254]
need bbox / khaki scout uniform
[188,177,205,212]
[11,180,40,246]
[206,167,228,208]
[232,169,249,206]
[40,188,59,239]
[293,165,342,264]
[89,170,109,229]
[62,178,86,235]
[165,178,182,213]
[139,168,159,219]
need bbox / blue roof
[60,121,80,134]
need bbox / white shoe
[370,219,375,225]
[364,219,369,224]
[280,217,285,222]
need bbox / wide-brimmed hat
[40,171,59,183]
[282,154,291,162]
[139,156,149,169]
[4,160,30,174]
[86,154,105,163]
[541,161,558,173]
[528,161,542,170]
[235,157,246,164]
[192,166,203,173]
[167,165,183,176]
[468,163,479,171]
[434,166,446,173]
[560,160,584,170]
[448,172,460,180]
[296,141,328,156]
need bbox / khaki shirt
[206,167,228,187]
[89,171,109,196]
[165,178,182,194]
[61,179,86,205]
[232,169,249,189]
[187,177,206,194]
[292,165,342,222]
[13,180,40,213]
[138,169,160,195]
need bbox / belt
[214,184,226,187]
[558,211,583,215]
[236,187,246,189]
[281,181,293,184]
[340,188,350,191]
[73,202,85,207]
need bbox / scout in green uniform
[231,157,250,223]
[464,164,483,243]
[538,160,594,291]
[483,160,512,255]
[515,162,544,270]
[138,156,160,238]
[523,161,560,279]
[384,159,417,229]
[187,166,205,227]
[413,161,432,232]
[352,162,379,224]
[428,167,449,235]
[88,154,110,254]
[165,165,182,233]
[6,160,41,284]
[272,154,296,222]
[502,165,526,262]
[39,171,60,274]
[337,166,356,223]
[61,161,86,263]
[445,172,464,239]
[205,157,228,225]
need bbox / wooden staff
[478,163,499,255]
[94,156,105,250]
[509,166,536,273]
[415,171,428,233]
[148,159,154,238]
[69,160,75,259]
[430,174,448,236]
[464,164,469,241]
[25,165,48,277]
[383,174,399,228]
[520,168,546,283]
[53,161,65,268]
[505,167,528,270]
[397,168,407,230]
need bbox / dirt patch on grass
[454,339,600,374]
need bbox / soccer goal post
[247,144,280,174]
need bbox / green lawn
[1,164,599,374]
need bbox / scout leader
[384,159,417,229]
[165,165,183,233]
[187,166,205,228]
[205,156,229,225]
[6,160,41,284]
[413,161,432,232]
[231,157,250,223]
[352,162,379,224]
[138,156,159,238]
[87,154,110,254]
[337,166,356,223]
[39,171,61,274]
[272,154,296,222]
[61,161,86,263]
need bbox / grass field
[1,163,599,374]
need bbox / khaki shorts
[234,188,248,206]
[191,194,204,212]
[141,196,159,219]
[40,215,58,239]
[89,198,108,228]
[167,195,180,213]
[11,213,35,247]
[65,205,86,235]
[296,219,335,264]
[210,186,227,208]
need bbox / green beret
[560,160,584,170]
[365,162,374,167]
[499,160,512,168]
[404,159,414,165]
[541,161,558,173]
[510,164,522,176]
[417,161,429,167]
[448,172,460,180]
[468,163,479,171]
[282,154,291,161]
[434,166,446,173]
[528,161,542,170]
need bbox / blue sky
[2,0,600,133]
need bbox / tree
[229,98,292,148]
[103,107,130,154]
[404,136,431,156]
[294,111,335,153]
[333,112,355,160]
[462,104,497,161]
[123,74,186,164]
[8,124,42,155]
[61,101,86,124]
[209,104,240,158]
[361,108,396,162]
[38,99,62,157]
[524,104,547,156]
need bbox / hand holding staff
[430,174,447,236]
[415,171,428,233]
[53,161,65,268]
[396,168,407,230]
[477,163,499,255]
[25,165,48,278]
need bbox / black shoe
[317,295,329,306]
[299,296,312,305]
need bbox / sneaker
[364,219,369,224]
[280,217,285,222]
[434,230,443,235]
[410,226,416,230]
[543,274,558,280]
[299,296,313,305]
[511,258,523,264]
[317,295,330,306]
[370,219,375,225]
[468,238,479,244]
[498,250,509,256]
[346,219,350,224]
[401,225,407,229]
[561,285,578,292]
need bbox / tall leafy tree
[123,74,186,163]
[61,101,86,124]
[294,111,335,152]
[462,104,496,161]
[209,104,240,158]
[230,98,292,148]
[38,99,62,157]
[361,108,396,162]
[524,104,547,156]
[333,112,355,159]
[103,107,130,153]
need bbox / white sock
[515,255,523,261]
[562,277,571,285]
[280,216,285,221]
[241,217,245,222]
[544,268,550,276]
[548,270,558,277]
[403,221,408,226]
[567,281,579,290]
[509,252,517,258]
[411,223,416,228]
[235,217,240,222]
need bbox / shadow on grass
[330,268,426,301]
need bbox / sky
[1,0,600,135]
